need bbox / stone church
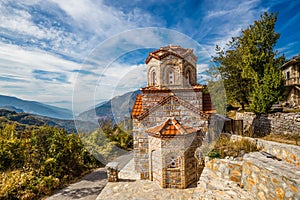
[131,45,213,189]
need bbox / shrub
[209,135,259,159]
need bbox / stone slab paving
[97,159,254,200]
[118,156,140,180]
[47,168,107,200]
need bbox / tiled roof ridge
[145,45,195,64]
[146,50,184,64]
[281,53,300,68]
[145,117,198,136]
[171,118,186,134]
[145,117,196,136]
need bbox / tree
[213,41,253,110]
[212,12,285,114]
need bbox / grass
[208,135,259,159]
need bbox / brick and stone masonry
[131,45,214,188]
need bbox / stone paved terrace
[97,137,300,199]
[97,158,253,200]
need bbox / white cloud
[2,0,287,115]
[0,42,89,109]
[197,0,266,56]
[197,63,209,73]
[51,0,160,39]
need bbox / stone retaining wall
[242,152,300,200]
[236,112,300,135]
[201,137,300,199]
[205,158,243,184]
[231,135,300,166]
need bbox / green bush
[0,124,102,200]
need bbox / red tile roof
[131,95,143,117]
[145,118,197,136]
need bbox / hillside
[0,119,102,200]
[0,95,72,119]
[0,109,98,133]
[78,90,140,123]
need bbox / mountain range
[0,108,98,133]
[0,90,140,132]
[0,95,73,119]
[78,90,140,123]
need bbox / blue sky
[0,0,300,113]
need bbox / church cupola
[145,45,198,88]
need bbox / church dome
[145,45,198,87]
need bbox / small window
[170,157,176,168]
[186,71,191,84]
[169,71,174,84]
[152,71,157,85]
[286,71,290,79]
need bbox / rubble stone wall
[236,112,300,135]
[205,158,243,184]
[242,152,300,200]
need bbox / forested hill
[0,109,98,133]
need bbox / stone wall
[133,118,150,179]
[205,158,243,184]
[201,137,300,199]
[148,133,202,189]
[236,112,300,135]
[242,152,300,200]
[231,135,300,166]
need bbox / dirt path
[46,168,107,200]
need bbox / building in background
[282,54,300,107]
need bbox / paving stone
[97,158,254,200]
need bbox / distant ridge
[78,90,141,123]
[0,108,98,133]
[0,95,73,119]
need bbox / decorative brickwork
[131,45,213,188]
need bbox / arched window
[186,70,190,84]
[152,71,157,86]
[169,71,174,84]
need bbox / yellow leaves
[0,170,36,200]
[0,124,101,199]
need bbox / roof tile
[145,118,197,136]
[131,95,143,118]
